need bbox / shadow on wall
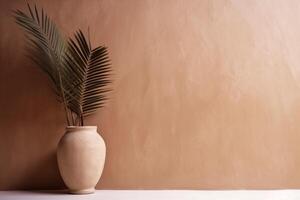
[13,151,65,190]
[0,52,66,189]
[0,0,67,189]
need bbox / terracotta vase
[57,126,106,194]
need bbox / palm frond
[13,5,66,84]
[13,3,72,125]
[64,30,112,125]
[14,4,112,126]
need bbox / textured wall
[1,0,300,189]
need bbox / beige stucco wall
[1,0,300,189]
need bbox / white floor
[1,190,300,200]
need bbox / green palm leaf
[14,3,112,126]
[64,30,112,125]
[13,3,72,125]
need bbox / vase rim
[66,126,97,131]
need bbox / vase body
[57,126,106,194]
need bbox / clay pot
[57,126,106,194]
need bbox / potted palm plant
[13,3,112,194]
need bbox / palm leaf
[13,3,72,125]
[14,3,112,126]
[64,30,112,125]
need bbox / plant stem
[80,105,84,126]
[57,66,71,126]
[71,111,75,126]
